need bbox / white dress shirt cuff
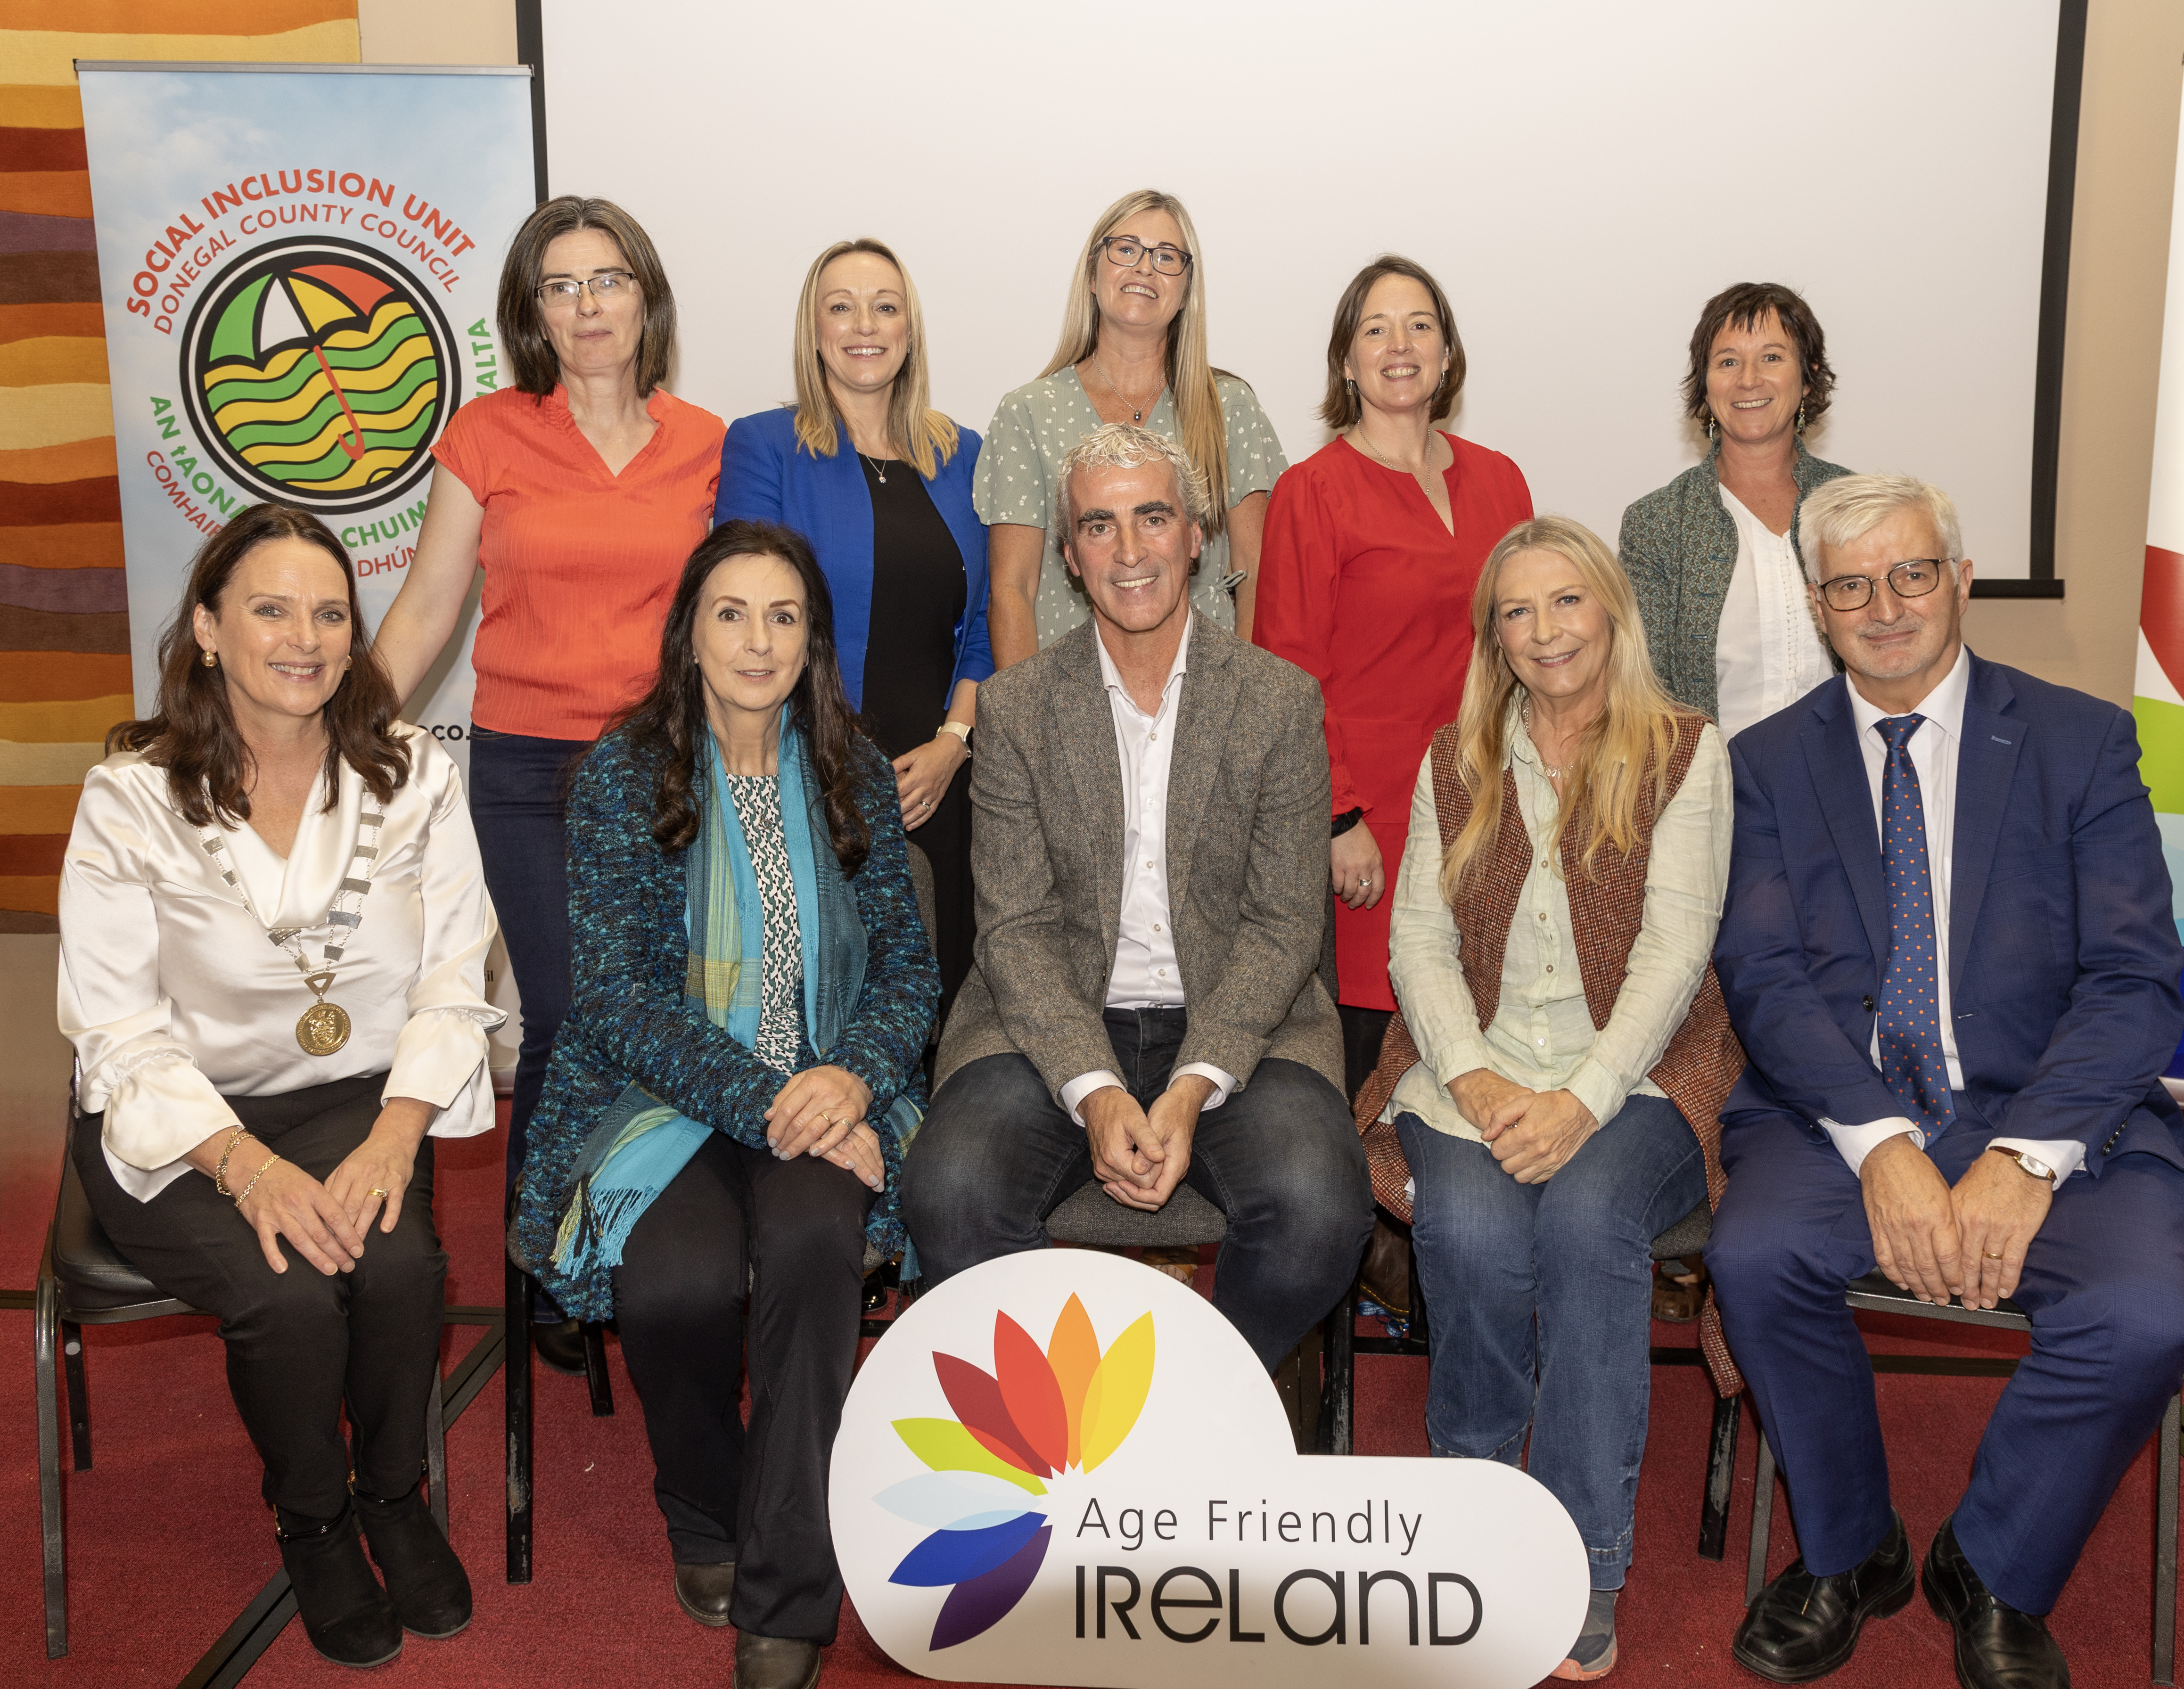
[1061,1071,1125,1127]
[1818,1116,1926,1176]
[1171,1062,1236,1109]
[1987,1138,2087,1182]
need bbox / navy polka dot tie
[1875,714,1955,1142]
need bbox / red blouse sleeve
[1253,461,1363,816]
[429,396,496,504]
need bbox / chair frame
[503,1241,617,1583]
[35,1102,449,1661]
[1741,1271,2182,1685]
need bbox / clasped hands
[1861,1133,2052,1310]
[765,1063,885,1190]
[1448,1068,1600,1183]
[191,1096,435,1277]
[1083,1074,1214,1212]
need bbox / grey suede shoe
[1554,1588,1618,1680]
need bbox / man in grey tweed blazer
[901,425,1371,1369]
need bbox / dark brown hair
[617,520,874,871]
[1681,281,1836,424]
[108,504,410,827]
[1319,255,1467,429]
[497,195,677,398]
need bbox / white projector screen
[539,0,2061,581]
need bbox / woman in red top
[375,198,724,1309]
[1254,255,1532,1096]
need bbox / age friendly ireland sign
[831,1250,1589,1688]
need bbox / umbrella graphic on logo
[181,238,456,513]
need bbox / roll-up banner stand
[77,63,537,1080]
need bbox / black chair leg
[426,1351,450,1538]
[1746,1428,1779,1604]
[1315,1281,1355,1456]
[61,1320,90,1472]
[37,1268,66,1659]
[2156,1391,2179,1685]
[1699,1390,1742,1561]
[583,1322,614,1418]
[506,1257,534,1584]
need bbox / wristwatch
[1991,1147,2058,1186]
[937,721,972,756]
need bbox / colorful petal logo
[878,1294,1153,1648]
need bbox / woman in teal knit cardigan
[513,519,938,1685]
[1619,281,1852,735]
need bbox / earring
[1705,415,1717,441]
[1346,377,1358,401]
[200,648,217,668]
[1796,405,1807,436]
[343,656,352,671]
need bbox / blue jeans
[1399,1094,1705,1590]
[467,727,593,1200]
[901,1008,1372,1369]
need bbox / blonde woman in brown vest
[1352,515,1744,1681]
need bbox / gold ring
[1983,1250,2005,1260]
[369,1188,389,1199]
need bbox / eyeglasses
[1100,236,1192,276]
[536,271,636,306]
[1815,558,1952,612]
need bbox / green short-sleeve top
[973,367,1289,648]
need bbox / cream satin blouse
[57,723,503,1201]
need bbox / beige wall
[1969,0,2184,705]
[356,0,517,65]
[351,0,2180,707]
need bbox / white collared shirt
[57,726,504,1200]
[1058,614,1238,1125]
[1714,485,1837,741]
[1819,645,2083,1181]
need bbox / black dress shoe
[1732,1509,1914,1682]
[673,1560,737,1628]
[274,1501,403,1669]
[356,1479,472,1639]
[734,1631,821,1689]
[1923,1515,2070,1689]
[533,1317,589,1375]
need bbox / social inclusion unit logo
[830,1249,1591,1689]
[180,237,457,515]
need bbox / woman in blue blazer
[717,238,990,1017]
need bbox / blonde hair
[1439,516,1684,901]
[1040,189,1232,539]
[790,238,959,479]
[1796,472,1963,581]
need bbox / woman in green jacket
[1619,281,1851,739]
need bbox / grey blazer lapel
[1052,628,1125,967]
[1166,625,1241,911]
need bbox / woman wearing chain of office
[56,504,501,1669]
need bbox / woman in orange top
[375,198,725,1312]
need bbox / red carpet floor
[0,1117,2174,1688]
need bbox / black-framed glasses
[1816,558,1952,612]
[536,271,635,306]
[1100,236,1192,276]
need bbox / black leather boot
[354,1479,472,1639]
[274,1500,402,1669]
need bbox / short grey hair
[1055,422,1214,541]
[1797,473,1964,581]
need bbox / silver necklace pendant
[864,453,887,484]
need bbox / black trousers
[74,1072,445,1520]
[612,1131,875,1642]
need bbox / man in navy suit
[1706,474,2184,1689]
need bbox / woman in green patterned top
[975,189,1288,661]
